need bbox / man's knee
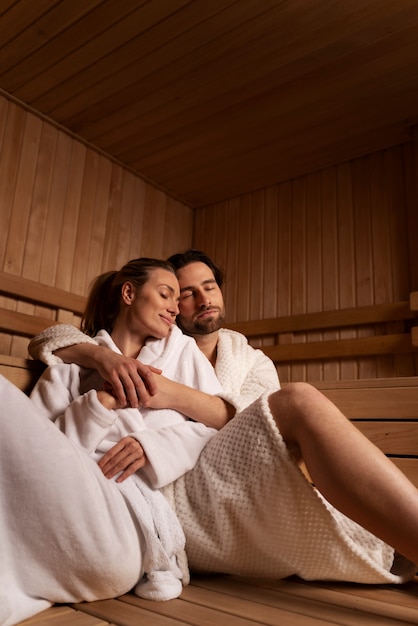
[268,382,325,439]
[269,382,320,411]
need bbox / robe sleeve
[28,324,97,365]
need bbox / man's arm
[29,324,160,406]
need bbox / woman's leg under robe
[0,376,144,626]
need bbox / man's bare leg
[269,383,418,564]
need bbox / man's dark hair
[167,249,224,289]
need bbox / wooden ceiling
[2,0,418,208]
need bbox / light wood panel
[195,142,418,382]
[0,95,193,358]
[2,1,418,205]
[16,573,418,626]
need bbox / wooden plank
[411,291,418,313]
[379,457,418,487]
[0,272,86,314]
[38,131,71,287]
[33,0,226,117]
[263,333,417,363]
[186,575,418,625]
[305,173,322,382]
[3,111,42,276]
[54,140,86,292]
[22,121,57,282]
[123,587,330,625]
[223,576,418,623]
[319,384,418,418]
[336,161,357,380]
[72,597,197,625]
[354,421,418,455]
[0,354,45,393]
[311,376,418,390]
[0,307,59,337]
[226,300,414,337]
[0,0,106,90]
[18,604,108,625]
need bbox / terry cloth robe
[170,330,417,584]
[0,374,145,626]
[29,325,418,584]
[30,326,226,602]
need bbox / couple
[1,250,418,625]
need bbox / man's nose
[198,293,211,307]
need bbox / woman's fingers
[98,437,147,482]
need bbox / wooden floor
[18,574,418,625]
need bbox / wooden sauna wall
[194,141,418,382]
[0,94,193,357]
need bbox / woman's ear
[121,281,135,305]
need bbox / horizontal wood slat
[0,355,45,394]
[354,421,418,455]
[317,381,418,418]
[0,307,60,337]
[227,300,416,336]
[410,291,418,312]
[227,296,418,366]
[264,333,418,362]
[0,271,86,314]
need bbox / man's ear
[121,281,135,305]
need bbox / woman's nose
[170,300,180,316]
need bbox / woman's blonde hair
[81,258,175,336]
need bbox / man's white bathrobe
[29,325,418,590]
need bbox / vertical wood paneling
[275,181,292,383]
[195,142,417,382]
[305,173,322,382]
[291,178,307,382]
[4,111,43,276]
[38,130,72,286]
[336,162,357,380]
[224,197,241,322]
[236,195,252,322]
[321,167,339,381]
[126,175,146,261]
[55,140,86,292]
[263,187,278,319]
[85,156,112,281]
[249,190,265,322]
[0,94,193,357]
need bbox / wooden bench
[0,271,417,625]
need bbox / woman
[0,258,231,626]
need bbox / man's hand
[94,348,162,408]
[54,342,162,408]
[98,436,147,482]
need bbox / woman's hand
[98,436,147,483]
[144,374,234,429]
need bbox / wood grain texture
[195,143,418,381]
[0,96,193,357]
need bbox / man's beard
[176,308,225,336]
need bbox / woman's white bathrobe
[0,326,223,626]
[30,326,226,602]
[29,325,418,587]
